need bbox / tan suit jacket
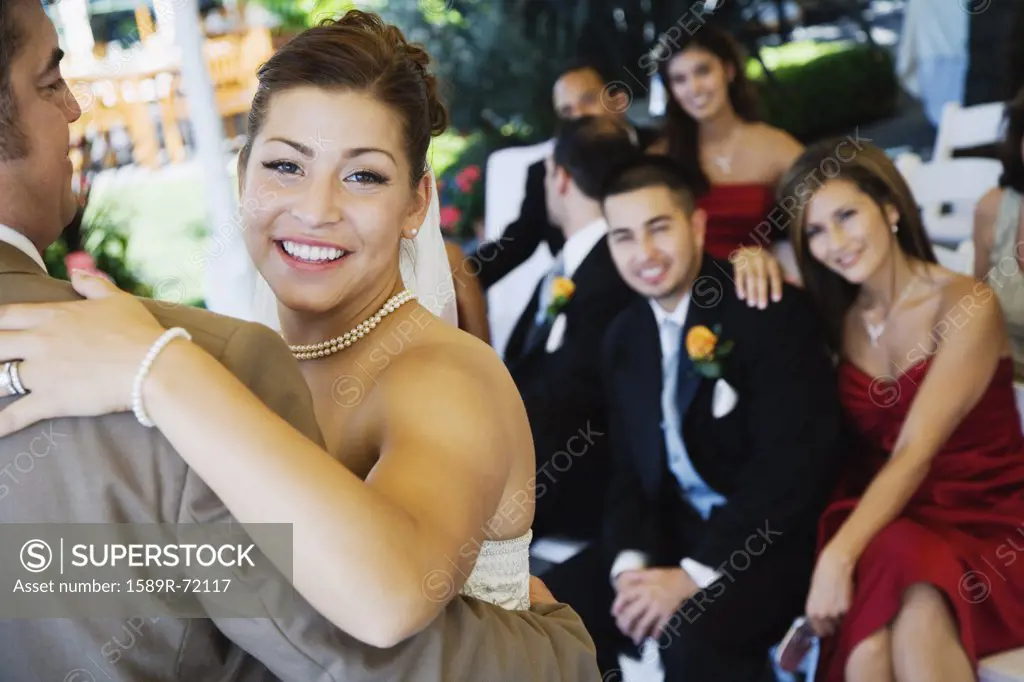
[0,244,600,681]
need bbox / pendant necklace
[864,275,917,347]
[709,126,741,176]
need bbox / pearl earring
[891,224,898,234]
[410,228,419,236]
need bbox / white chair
[483,139,554,359]
[982,645,1024,680]
[933,101,1006,161]
[932,239,975,275]
[898,157,1002,245]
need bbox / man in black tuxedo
[598,156,846,681]
[504,116,640,674]
[473,61,659,290]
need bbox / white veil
[236,170,458,331]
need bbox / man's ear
[554,165,572,196]
[607,87,630,116]
[690,208,708,253]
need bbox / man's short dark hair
[598,154,701,215]
[0,0,48,160]
[552,115,640,199]
[556,57,612,87]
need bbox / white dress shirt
[610,295,722,590]
[0,223,47,272]
[560,217,608,279]
[532,217,608,335]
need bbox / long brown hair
[777,140,937,351]
[656,23,760,195]
[238,10,448,188]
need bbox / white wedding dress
[203,171,533,611]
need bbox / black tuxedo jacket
[473,126,660,290]
[505,237,639,540]
[601,255,847,570]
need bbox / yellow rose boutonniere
[546,276,575,319]
[686,324,734,378]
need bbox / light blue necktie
[659,318,725,520]
[660,319,686,459]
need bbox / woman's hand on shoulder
[730,246,784,308]
[0,272,168,435]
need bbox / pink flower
[455,164,481,193]
[439,206,462,232]
[64,251,113,283]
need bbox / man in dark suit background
[473,60,659,290]
[599,156,846,681]
[503,115,640,674]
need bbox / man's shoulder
[720,278,821,343]
[142,299,261,360]
[604,296,651,354]
[141,299,323,446]
[141,300,302,377]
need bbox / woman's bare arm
[973,188,1001,280]
[150,342,512,646]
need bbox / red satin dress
[816,356,1024,681]
[696,184,779,260]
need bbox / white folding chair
[932,101,1006,161]
[483,140,554,358]
[898,158,1002,245]
[981,643,1024,680]
[932,239,975,275]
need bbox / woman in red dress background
[774,140,1024,681]
[651,24,803,264]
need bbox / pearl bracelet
[132,327,192,428]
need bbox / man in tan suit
[0,2,600,680]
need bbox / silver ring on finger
[0,360,28,397]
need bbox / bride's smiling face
[239,86,430,315]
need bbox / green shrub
[754,43,898,143]
[44,207,153,298]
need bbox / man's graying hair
[0,0,56,160]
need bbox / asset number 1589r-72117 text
[127,578,232,593]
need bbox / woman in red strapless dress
[776,141,1024,682]
[651,24,803,260]
[696,183,779,259]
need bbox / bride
[0,11,543,647]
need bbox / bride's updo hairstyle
[237,9,449,187]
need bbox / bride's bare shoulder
[381,321,521,405]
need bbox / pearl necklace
[289,290,416,361]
